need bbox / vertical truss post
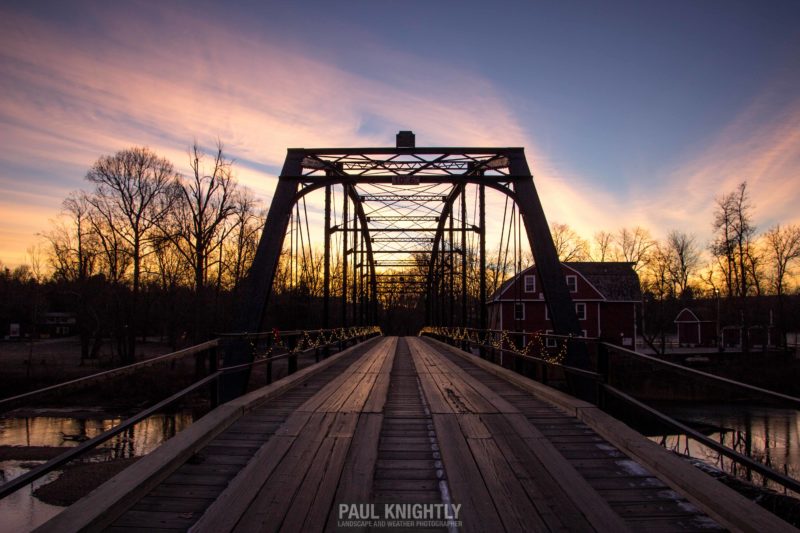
[342,187,349,328]
[461,187,468,325]
[479,183,487,330]
[323,184,331,328]
[449,203,455,326]
[352,204,359,325]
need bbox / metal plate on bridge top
[392,176,420,185]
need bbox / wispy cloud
[0,4,542,264]
[628,81,800,240]
[2,3,798,270]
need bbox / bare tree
[550,222,589,262]
[764,224,800,297]
[613,226,653,272]
[666,230,700,298]
[165,142,238,293]
[223,189,264,290]
[591,231,614,262]
[710,181,756,351]
[763,223,800,347]
[45,192,98,282]
[640,241,675,354]
[86,146,180,362]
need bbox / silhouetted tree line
[4,165,800,360]
[1,143,265,365]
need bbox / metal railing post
[209,346,219,408]
[597,342,609,409]
[288,335,298,375]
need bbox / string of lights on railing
[420,326,570,365]
[243,326,382,362]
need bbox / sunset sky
[1,0,800,268]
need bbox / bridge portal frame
[223,142,587,399]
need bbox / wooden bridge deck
[39,337,795,532]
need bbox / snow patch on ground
[615,459,651,476]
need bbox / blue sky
[1,0,799,266]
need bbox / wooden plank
[576,406,796,533]
[326,413,383,532]
[301,436,353,532]
[411,339,518,414]
[327,411,359,438]
[464,436,549,532]
[283,434,353,533]
[132,496,215,513]
[338,372,379,413]
[410,349,453,414]
[431,414,504,533]
[36,336,383,533]
[457,413,492,439]
[113,510,198,529]
[480,413,593,532]
[278,436,337,533]
[296,338,390,413]
[148,484,224,500]
[501,413,632,532]
[232,412,337,532]
[362,373,391,413]
[189,432,307,532]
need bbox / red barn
[487,262,641,347]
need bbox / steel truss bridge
[2,134,798,532]
[226,132,588,398]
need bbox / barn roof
[488,262,641,302]
[564,262,642,301]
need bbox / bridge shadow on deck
[39,337,795,532]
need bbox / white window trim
[576,302,586,321]
[524,275,536,293]
[566,274,578,293]
[545,329,557,348]
[514,302,525,320]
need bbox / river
[0,411,193,532]
[647,402,800,494]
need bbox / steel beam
[221,151,302,400]
[507,150,587,370]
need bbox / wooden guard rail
[0,326,381,502]
[422,326,800,496]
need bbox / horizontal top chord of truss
[360,194,447,202]
[296,148,518,179]
[371,237,435,243]
[366,216,440,222]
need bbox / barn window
[514,302,525,320]
[566,275,577,292]
[524,275,536,293]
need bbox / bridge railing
[421,326,800,496]
[0,325,380,501]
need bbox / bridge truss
[225,132,586,396]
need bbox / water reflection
[649,403,800,494]
[0,411,194,532]
[0,461,63,533]
[0,412,194,458]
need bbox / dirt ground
[0,336,188,398]
[33,457,141,506]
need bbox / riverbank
[33,457,140,506]
[609,349,800,401]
